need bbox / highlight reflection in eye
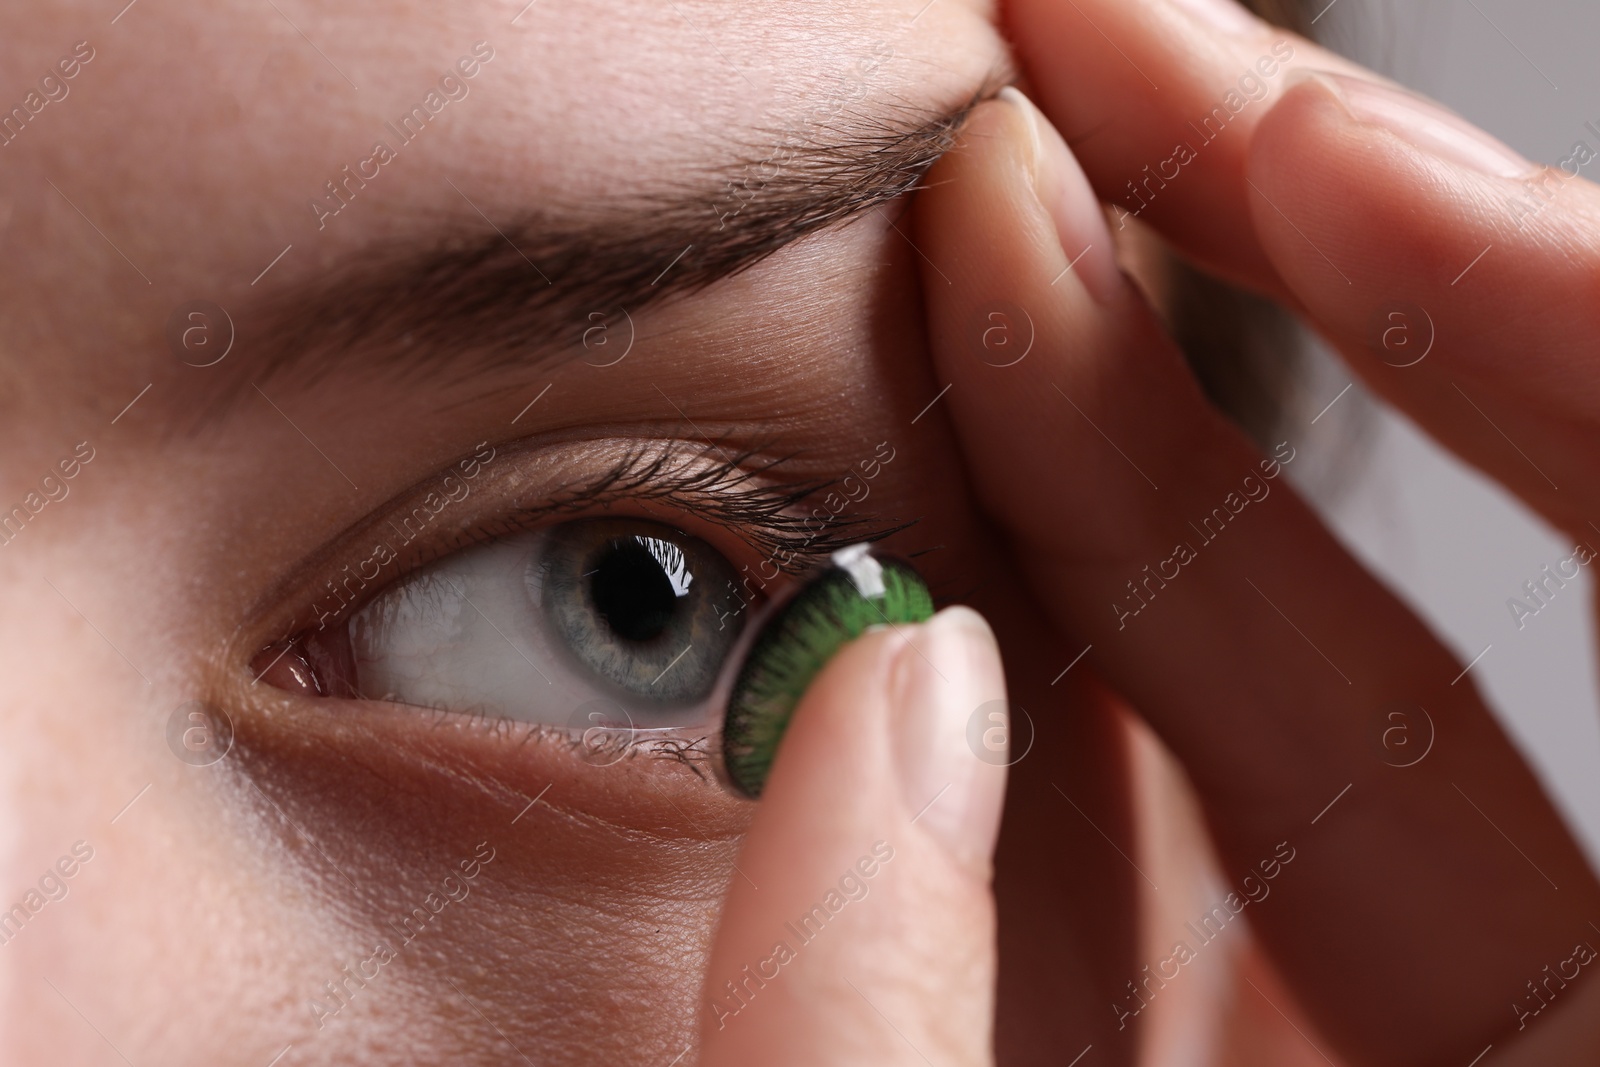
[265,517,751,730]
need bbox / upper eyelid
[536,441,897,561]
[236,435,902,657]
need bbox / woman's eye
[323,518,750,728]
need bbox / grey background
[1294,0,1600,862]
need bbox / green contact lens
[722,545,934,798]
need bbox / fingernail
[890,606,1008,875]
[998,86,1122,303]
[1303,71,1537,179]
[1167,0,1261,36]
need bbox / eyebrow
[241,86,998,397]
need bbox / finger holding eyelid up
[698,610,1007,1067]
[1012,0,1600,538]
[911,91,1600,1067]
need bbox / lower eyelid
[223,691,751,873]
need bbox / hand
[910,15,1600,1065]
[698,608,1009,1066]
[1008,0,1600,541]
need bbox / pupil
[590,538,681,643]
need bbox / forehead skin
[0,0,1002,416]
[0,2,1024,1066]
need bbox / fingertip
[1248,69,1550,342]
[919,94,1034,224]
[996,87,1123,303]
[698,619,1003,1066]
[1246,72,1402,301]
[914,87,1115,309]
[1289,69,1535,180]
[890,606,1009,878]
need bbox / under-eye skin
[722,548,934,798]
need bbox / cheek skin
[225,699,750,1065]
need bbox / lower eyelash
[392,698,713,762]
[460,707,718,776]
[579,730,716,777]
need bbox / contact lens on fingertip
[721,545,933,799]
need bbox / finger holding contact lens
[699,579,1009,1066]
[720,544,935,798]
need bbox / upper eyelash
[267,437,910,647]
[473,439,908,573]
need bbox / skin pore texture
[0,1,1142,1064]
